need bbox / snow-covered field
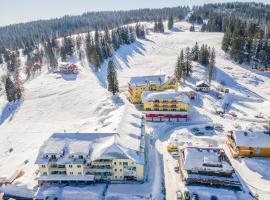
[1,21,270,199]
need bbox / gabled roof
[196,80,210,87]
[129,74,166,88]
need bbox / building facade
[227,130,270,158]
[141,91,189,122]
[128,75,178,104]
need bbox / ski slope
[1,21,270,199]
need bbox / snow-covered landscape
[1,8,270,200]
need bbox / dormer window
[78,155,83,159]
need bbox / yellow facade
[227,136,270,158]
[128,80,178,104]
[143,99,188,112]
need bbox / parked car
[194,132,204,136]
[184,191,190,200]
[205,125,214,131]
[216,107,225,115]
[214,124,224,131]
[176,190,183,200]
[191,127,200,133]
[171,152,180,159]
[167,145,178,152]
[174,166,180,173]
[191,193,199,200]
[210,195,218,200]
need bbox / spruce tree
[168,16,174,30]
[175,55,183,82]
[222,29,230,52]
[184,47,192,77]
[5,76,16,102]
[107,60,119,95]
[190,25,195,32]
[191,42,199,61]
[208,48,216,84]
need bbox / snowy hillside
[1,20,270,199]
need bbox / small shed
[195,80,210,92]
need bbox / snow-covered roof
[129,74,167,88]
[183,147,233,174]
[141,90,190,104]
[36,106,145,165]
[42,140,66,156]
[233,131,270,148]
[196,80,210,87]
[69,141,90,155]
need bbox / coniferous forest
[190,2,270,69]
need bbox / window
[114,169,117,172]
[78,172,82,175]
[115,176,117,179]
[70,172,73,175]
[120,176,122,179]
[78,155,83,159]
[120,169,122,172]
[114,162,117,165]
[77,165,81,168]
[41,165,46,168]
[119,162,122,165]
[69,165,72,168]
[43,172,47,175]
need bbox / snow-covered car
[194,131,204,136]
[174,166,180,173]
[216,107,225,115]
[191,127,200,133]
[171,152,180,159]
[176,190,183,200]
[229,112,237,117]
[255,113,264,118]
[214,124,224,131]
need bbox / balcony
[91,160,112,165]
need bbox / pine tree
[168,16,174,30]
[107,60,119,95]
[158,18,164,33]
[208,48,216,84]
[190,25,195,32]
[184,47,192,77]
[5,76,17,102]
[13,71,24,101]
[60,46,67,61]
[191,42,199,61]
[175,55,182,82]
[222,29,231,52]
[154,19,158,32]
[0,54,3,64]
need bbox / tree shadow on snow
[215,67,264,101]
[93,40,147,88]
[0,101,22,125]
[60,73,78,81]
[240,157,270,181]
